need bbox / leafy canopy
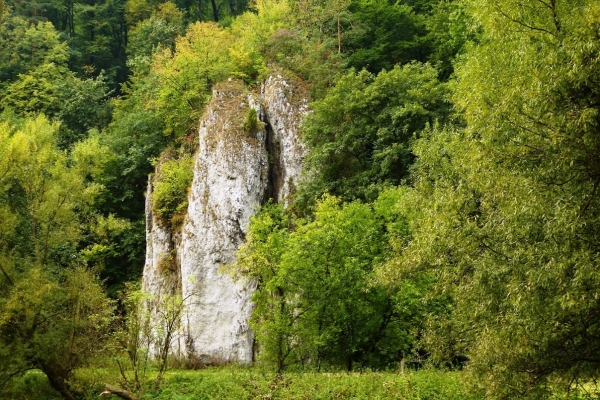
[381,0,600,397]
[300,62,450,205]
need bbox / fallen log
[99,384,137,400]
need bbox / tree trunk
[210,0,219,22]
[39,363,76,400]
[100,384,138,400]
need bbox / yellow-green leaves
[149,22,233,139]
[151,151,195,228]
[0,115,115,397]
[0,115,116,265]
[394,0,600,396]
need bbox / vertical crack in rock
[142,72,310,365]
[263,120,283,204]
[261,72,310,206]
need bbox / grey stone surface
[142,74,309,364]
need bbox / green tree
[235,195,428,371]
[127,2,185,60]
[299,62,450,205]
[385,0,600,397]
[149,21,234,139]
[0,15,112,146]
[55,72,113,148]
[344,0,429,73]
[72,0,128,87]
[0,16,69,90]
[424,0,476,80]
[232,202,295,372]
[2,63,66,118]
[0,115,114,399]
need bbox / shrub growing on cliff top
[151,152,195,228]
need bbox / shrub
[242,108,260,134]
[151,151,195,228]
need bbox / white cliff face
[179,81,268,364]
[142,178,185,357]
[142,73,309,365]
[262,73,310,204]
[142,177,178,298]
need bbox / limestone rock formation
[261,74,309,204]
[142,72,309,364]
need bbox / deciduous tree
[385,0,600,397]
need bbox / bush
[151,151,195,228]
[242,108,260,134]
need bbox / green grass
[5,366,600,399]
[143,367,467,400]
[1,367,467,400]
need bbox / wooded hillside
[0,0,599,398]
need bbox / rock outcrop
[142,72,309,364]
[261,74,309,205]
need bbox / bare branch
[100,383,137,400]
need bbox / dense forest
[0,0,599,398]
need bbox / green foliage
[0,266,114,399]
[253,0,345,98]
[55,73,113,148]
[264,28,345,99]
[2,63,66,117]
[0,116,102,263]
[0,16,113,147]
[151,150,195,228]
[0,16,69,89]
[0,115,115,399]
[235,194,431,372]
[379,0,600,397]
[425,0,477,80]
[227,0,286,83]
[2,64,112,148]
[112,284,153,392]
[231,202,293,372]
[111,283,188,394]
[149,22,234,139]
[93,70,168,291]
[80,212,135,295]
[143,368,468,399]
[242,107,260,133]
[127,2,185,60]
[0,371,64,400]
[99,70,168,215]
[299,62,450,205]
[72,0,129,87]
[344,0,429,73]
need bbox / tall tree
[235,195,430,371]
[344,0,429,72]
[73,0,128,86]
[387,0,600,397]
[299,62,450,205]
[0,115,114,399]
[0,16,69,89]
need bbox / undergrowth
[5,367,599,399]
[146,368,467,400]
